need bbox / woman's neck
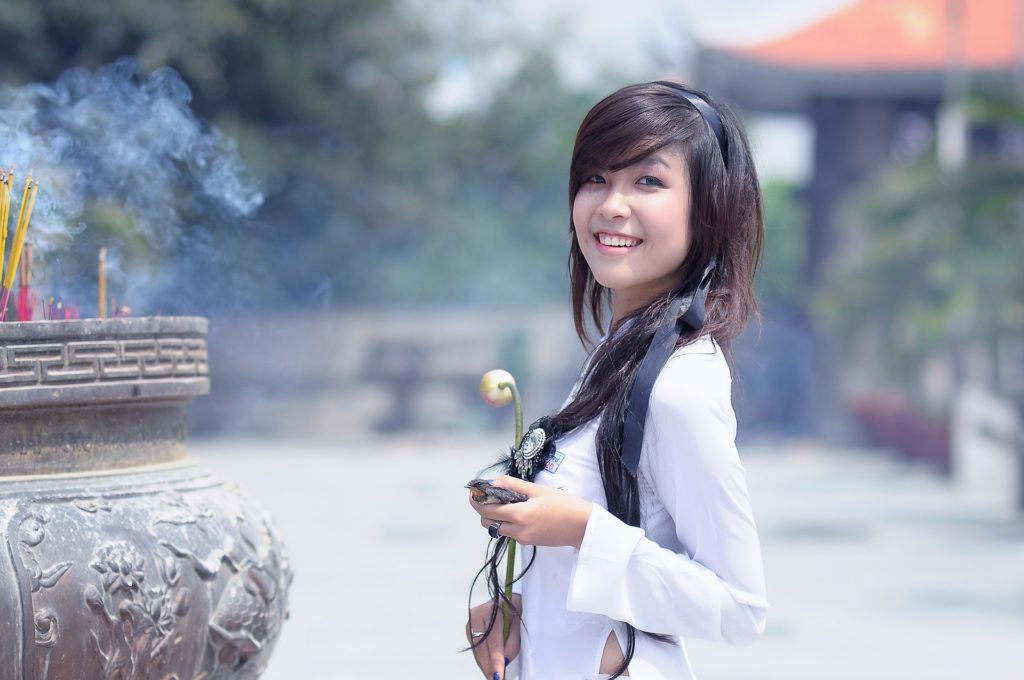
[609,270,685,325]
[610,288,661,326]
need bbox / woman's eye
[638,176,664,187]
[586,174,605,184]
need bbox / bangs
[570,90,702,192]
[580,133,669,176]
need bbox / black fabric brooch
[505,416,557,481]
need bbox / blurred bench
[358,337,484,432]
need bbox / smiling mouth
[596,233,643,248]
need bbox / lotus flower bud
[479,369,516,407]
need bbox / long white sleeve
[564,343,769,645]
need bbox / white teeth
[598,233,641,247]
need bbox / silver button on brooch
[513,427,547,478]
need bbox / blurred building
[696,0,1024,477]
[698,0,1020,286]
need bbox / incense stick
[0,170,9,286]
[98,247,107,319]
[4,175,32,290]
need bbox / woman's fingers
[490,475,537,494]
[478,516,520,541]
[467,608,506,679]
[466,596,521,679]
[505,612,521,662]
[487,626,506,680]
[467,615,491,678]
[479,515,507,530]
[488,600,522,680]
[469,498,522,522]
[498,596,523,678]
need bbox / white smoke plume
[0,57,264,314]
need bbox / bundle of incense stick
[0,170,39,321]
[41,298,80,321]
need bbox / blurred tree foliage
[0,0,594,312]
[816,91,1024,392]
[0,2,795,317]
[757,178,807,310]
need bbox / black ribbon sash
[620,260,715,475]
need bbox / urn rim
[0,315,208,340]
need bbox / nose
[597,188,630,221]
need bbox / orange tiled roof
[732,0,1015,70]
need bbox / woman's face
[572,148,692,319]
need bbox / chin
[591,272,636,292]
[589,274,620,291]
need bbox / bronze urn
[0,316,291,679]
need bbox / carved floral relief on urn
[0,316,291,680]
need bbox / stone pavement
[193,435,1024,679]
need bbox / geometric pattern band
[0,337,208,385]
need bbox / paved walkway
[193,436,1024,679]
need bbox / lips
[596,232,642,248]
[593,231,638,249]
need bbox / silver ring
[488,521,502,539]
[471,630,486,638]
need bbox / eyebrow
[638,154,672,170]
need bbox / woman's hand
[469,476,594,548]
[466,595,521,679]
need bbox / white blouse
[515,334,769,680]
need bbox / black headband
[665,84,728,167]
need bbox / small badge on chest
[543,451,565,474]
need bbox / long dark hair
[469,82,764,678]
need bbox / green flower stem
[503,539,517,641]
[499,380,523,642]
[504,382,523,448]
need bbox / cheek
[655,198,691,255]
[666,229,691,269]
[668,220,691,254]
[570,199,587,239]
[572,206,598,255]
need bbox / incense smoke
[0,58,263,314]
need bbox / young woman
[467,81,769,680]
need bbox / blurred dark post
[1009,0,1024,511]
[1016,0,1024,95]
